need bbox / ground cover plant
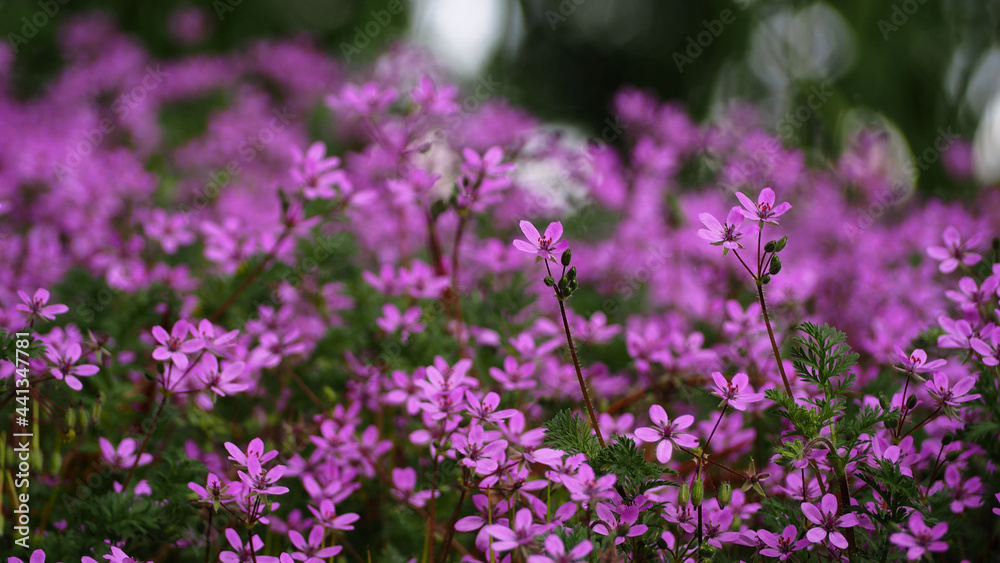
[0,12,999,563]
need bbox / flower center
[537,235,553,249]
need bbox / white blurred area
[407,0,520,78]
[964,48,1000,183]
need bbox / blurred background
[3,0,999,197]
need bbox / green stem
[545,260,605,448]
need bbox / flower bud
[768,256,782,276]
[761,274,772,285]
[91,398,102,424]
[567,266,577,281]
[718,482,732,507]
[775,236,788,251]
[942,433,954,446]
[568,279,578,293]
[678,483,691,505]
[906,394,917,409]
[543,276,555,287]
[692,479,704,506]
[877,395,888,410]
[764,240,777,253]
[66,406,77,430]
[945,450,960,462]
[561,248,572,266]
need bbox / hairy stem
[757,283,794,396]
[122,394,168,489]
[545,260,605,448]
[209,230,290,322]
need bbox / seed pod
[692,479,704,506]
[719,482,732,507]
[561,248,572,266]
[678,483,691,505]
[769,256,782,276]
[91,398,102,424]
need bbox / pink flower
[513,220,569,260]
[375,303,425,343]
[291,141,349,200]
[488,356,538,391]
[237,456,290,496]
[710,372,765,411]
[527,536,592,563]
[144,209,195,254]
[592,503,648,545]
[800,493,859,550]
[196,355,248,397]
[453,424,508,475]
[735,187,792,225]
[188,473,237,506]
[758,525,807,560]
[633,405,698,463]
[224,437,279,467]
[289,524,343,562]
[16,288,68,322]
[945,276,1000,311]
[562,463,617,504]
[7,549,46,563]
[927,226,982,273]
[326,82,397,117]
[993,493,1000,516]
[893,347,946,378]
[46,343,99,391]
[698,206,752,251]
[925,372,980,408]
[219,528,266,563]
[309,499,360,531]
[151,320,204,369]
[483,508,549,552]
[99,437,152,470]
[390,467,436,508]
[889,512,948,560]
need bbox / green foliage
[790,322,859,391]
[592,435,676,496]
[543,409,600,460]
[39,452,206,560]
